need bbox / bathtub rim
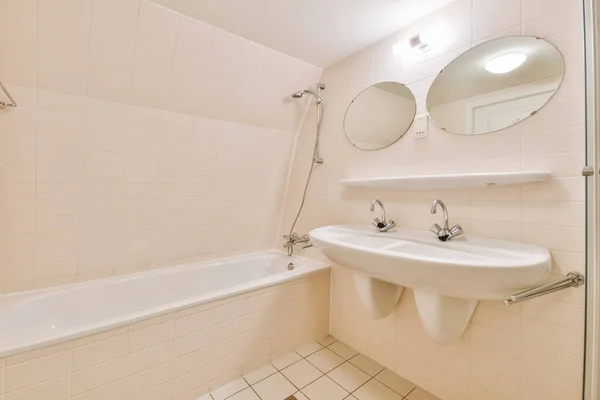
[0,250,330,358]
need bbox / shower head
[292,89,325,105]
[291,84,325,103]
[292,89,314,99]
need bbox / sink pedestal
[414,291,478,345]
[353,273,404,319]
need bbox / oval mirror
[426,36,564,135]
[344,82,417,150]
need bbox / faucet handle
[380,219,396,233]
[449,225,464,239]
[372,218,382,228]
[429,223,442,235]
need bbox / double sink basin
[309,225,551,345]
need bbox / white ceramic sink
[310,225,550,299]
[310,225,551,345]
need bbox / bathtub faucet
[283,233,312,256]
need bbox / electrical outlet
[414,114,429,139]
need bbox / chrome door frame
[584,0,600,398]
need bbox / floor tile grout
[248,382,263,400]
[217,336,420,400]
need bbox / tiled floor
[200,336,441,400]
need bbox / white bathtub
[0,250,328,358]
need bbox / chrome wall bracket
[504,272,585,305]
[0,81,17,108]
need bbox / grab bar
[504,272,585,305]
[0,81,17,107]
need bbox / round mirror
[426,36,564,135]
[344,82,417,150]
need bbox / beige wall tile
[72,334,128,371]
[129,321,174,353]
[0,0,320,292]
[128,341,173,374]
[71,356,127,396]
[6,342,71,367]
[5,351,71,392]
[5,376,70,400]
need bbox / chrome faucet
[283,233,312,256]
[430,200,463,241]
[370,199,396,232]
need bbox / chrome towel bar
[0,81,17,107]
[504,272,585,305]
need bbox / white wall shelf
[339,171,552,190]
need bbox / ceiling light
[409,35,430,54]
[485,53,527,74]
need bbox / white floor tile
[327,362,370,392]
[302,376,349,400]
[354,379,403,400]
[197,395,213,400]
[328,341,359,360]
[349,354,384,377]
[211,378,248,400]
[227,388,261,400]
[244,364,278,385]
[307,348,345,373]
[282,359,323,389]
[292,392,309,400]
[252,372,297,400]
[375,369,415,396]
[272,352,303,370]
[406,387,442,400]
[317,335,338,346]
[296,341,324,357]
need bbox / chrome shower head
[291,87,324,104]
[292,89,312,99]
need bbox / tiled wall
[0,0,322,293]
[281,0,586,399]
[0,270,330,400]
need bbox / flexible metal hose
[287,99,324,244]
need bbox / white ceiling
[154,0,456,68]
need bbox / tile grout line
[216,337,416,400]
[234,339,337,399]
[247,380,263,400]
[276,340,359,399]
[297,341,365,399]
[323,342,417,399]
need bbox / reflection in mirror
[344,82,417,150]
[426,36,564,135]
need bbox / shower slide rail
[504,272,585,305]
